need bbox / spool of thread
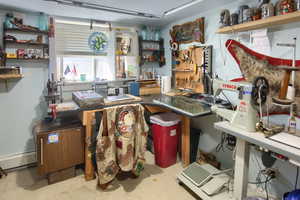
[286,84,295,101]
[161,76,171,94]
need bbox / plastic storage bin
[129,82,140,96]
[150,113,181,168]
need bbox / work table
[53,93,213,181]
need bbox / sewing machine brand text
[222,84,237,90]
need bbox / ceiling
[0,0,235,27]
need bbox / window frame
[53,20,139,83]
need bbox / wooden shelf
[6,58,49,61]
[142,49,162,52]
[0,74,23,80]
[4,40,49,47]
[217,11,300,34]
[140,39,161,43]
[142,60,159,63]
[139,36,165,67]
[172,69,193,72]
[4,28,49,35]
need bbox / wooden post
[279,70,291,99]
[180,115,190,167]
[234,138,250,200]
[84,112,95,181]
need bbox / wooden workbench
[80,94,211,181]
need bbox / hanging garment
[96,104,149,185]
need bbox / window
[95,56,114,81]
[54,19,138,83]
[61,57,94,82]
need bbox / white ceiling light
[44,0,160,19]
[163,0,204,16]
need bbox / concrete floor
[0,152,197,200]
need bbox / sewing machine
[211,78,269,132]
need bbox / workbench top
[64,94,212,118]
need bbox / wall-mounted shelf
[139,37,165,67]
[4,28,49,35]
[0,67,23,91]
[217,11,300,34]
[172,69,193,72]
[3,25,50,65]
[142,49,163,52]
[140,40,161,43]
[0,74,23,79]
[6,58,49,61]
[4,40,49,47]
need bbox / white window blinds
[55,22,111,56]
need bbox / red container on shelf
[150,113,181,168]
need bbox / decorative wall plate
[88,32,108,53]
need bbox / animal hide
[226,39,300,114]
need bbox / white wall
[0,10,48,158]
[161,1,300,198]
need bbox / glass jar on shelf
[154,29,161,41]
[4,13,14,29]
[276,0,296,15]
[38,12,48,31]
[141,26,147,40]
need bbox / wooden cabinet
[35,122,84,175]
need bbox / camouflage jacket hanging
[96,104,149,185]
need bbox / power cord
[295,166,299,190]
[250,150,274,200]
[216,132,236,152]
[249,169,274,200]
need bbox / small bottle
[288,103,297,134]
[38,12,48,31]
[4,13,14,28]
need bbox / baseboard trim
[0,152,37,170]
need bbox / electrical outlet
[261,168,278,179]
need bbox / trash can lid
[150,112,181,127]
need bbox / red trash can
[150,113,181,168]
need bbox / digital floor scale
[177,162,231,197]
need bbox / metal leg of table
[234,138,250,200]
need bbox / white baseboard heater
[0,152,37,170]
